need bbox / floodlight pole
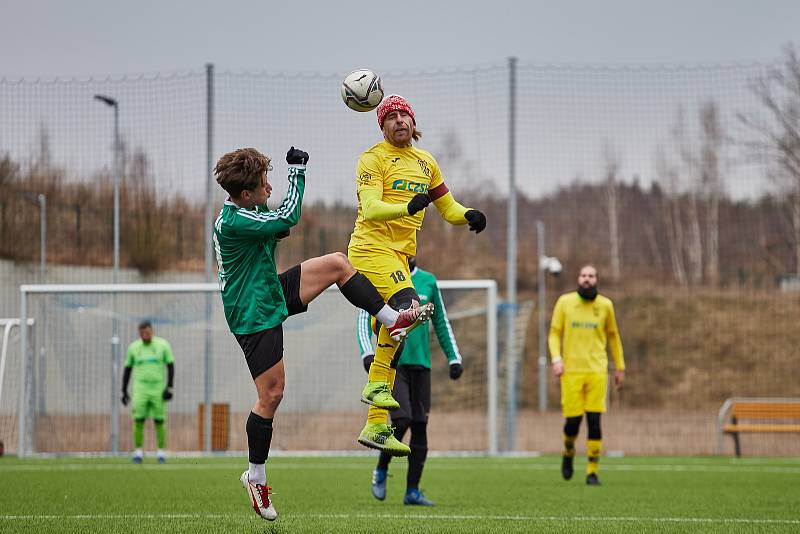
[203,63,215,453]
[38,194,46,282]
[505,56,518,452]
[95,94,121,454]
[537,221,548,412]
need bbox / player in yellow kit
[351,95,486,455]
[549,264,625,485]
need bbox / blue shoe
[404,488,434,506]
[371,469,387,501]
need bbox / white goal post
[15,280,498,457]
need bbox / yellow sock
[367,326,398,383]
[366,328,400,424]
[587,439,602,475]
[367,405,389,424]
[563,434,576,457]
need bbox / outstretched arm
[430,183,486,233]
[359,188,415,221]
[227,149,308,238]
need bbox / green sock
[155,420,166,449]
[134,420,144,448]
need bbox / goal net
[7,281,497,456]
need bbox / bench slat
[723,424,800,433]
[731,403,800,419]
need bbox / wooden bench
[717,397,800,456]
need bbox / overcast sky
[1,0,798,203]
[1,0,799,77]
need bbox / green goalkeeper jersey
[213,165,306,335]
[124,336,174,386]
[357,267,462,368]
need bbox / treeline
[2,45,799,287]
[1,147,795,290]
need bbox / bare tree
[603,142,621,281]
[673,107,704,285]
[738,44,800,272]
[655,147,688,286]
[699,101,724,287]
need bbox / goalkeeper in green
[357,256,463,506]
[121,320,175,464]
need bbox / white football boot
[240,471,277,521]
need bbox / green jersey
[357,267,461,368]
[213,165,306,335]
[124,336,175,386]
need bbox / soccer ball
[341,69,384,112]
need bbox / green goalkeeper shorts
[132,385,167,421]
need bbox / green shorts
[132,384,166,421]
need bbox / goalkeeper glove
[464,209,486,233]
[362,354,374,373]
[163,387,173,401]
[286,147,309,165]
[121,391,129,406]
[407,194,431,216]
[449,362,463,380]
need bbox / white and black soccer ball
[341,69,384,112]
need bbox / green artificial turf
[1,455,799,533]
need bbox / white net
[8,281,496,455]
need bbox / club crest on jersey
[391,179,428,193]
[417,159,431,177]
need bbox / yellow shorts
[560,372,607,417]
[348,245,414,300]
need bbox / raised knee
[330,252,353,276]
[257,388,284,412]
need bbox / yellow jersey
[348,140,446,255]
[548,291,625,374]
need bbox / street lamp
[537,221,561,412]
[94,94,121,454]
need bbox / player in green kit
[121,321,175,464]
[357,257,463,506]
[213,147,430,522]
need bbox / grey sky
[1,0,798,77]
[1,0,798,204]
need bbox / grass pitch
[1,455,799,533]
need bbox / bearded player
[351,95,487,455]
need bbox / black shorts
[390,365,431,424]
[235,264,307,379]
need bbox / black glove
[275,229,290,240]
[407,194,431,216]
[362,354,374,373]
[121,391,129,406]
[286,147,309,165]
[449,362,463,380]
[162,387,173,401]
[464,209,486,234]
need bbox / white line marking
[1,513,798,525]
[3,462,800,474]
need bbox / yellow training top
[548,291,625,374]
[349,140,469,255]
